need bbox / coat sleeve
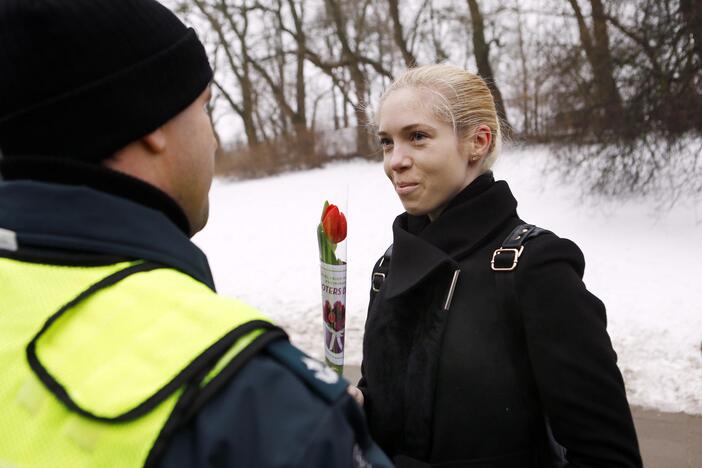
[157,350,393,468]
[357,286,373,396]
[515,236,642,468]
[358,252,388,398]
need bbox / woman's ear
[472,124,492,156]
[141,128,167,154]
[467,124,492,165]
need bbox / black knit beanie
[0,0,213,162]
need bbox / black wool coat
[358,173,642,468]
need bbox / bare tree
[542,0,702,197]
[680,0,702,61]
[170,0,701,198]
[247,0,308,139]
[315,0,392,155]
[567,0,624,127]
[387,0,417,67]
[513,1,530,136]
[186,0,260,146]
[466,0,510,132]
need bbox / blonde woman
[354,65,642,467]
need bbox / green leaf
[320,200,329,222]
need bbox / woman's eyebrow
[378,123,435,136]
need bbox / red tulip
[322,204,347,244]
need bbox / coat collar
[0,155,191,235]
[0,180,216,290]
[384,174,518,299]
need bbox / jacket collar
[0,155,191,234]
[0,169,215,290]
[384,173,518,299]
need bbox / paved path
[633,407,701,468]
[342,366,702,468]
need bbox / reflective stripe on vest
[0,257,273,467]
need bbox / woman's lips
[395,182,419,195]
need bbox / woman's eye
[410,131,427,142]
[379,137,393,149]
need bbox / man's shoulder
[263,339,349,401]
[205,341,351,420]
[158,340,391,468]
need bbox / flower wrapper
[317,201,347,374]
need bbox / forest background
[165,0,702,201]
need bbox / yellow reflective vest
[0,257,278,467]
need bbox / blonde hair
[377,64,503,170]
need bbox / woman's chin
[402,204,428,217]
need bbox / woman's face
[378,87,479,221]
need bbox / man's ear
[141,128,167,154]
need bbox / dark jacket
[0,157,393,468]
[358,173,641,467]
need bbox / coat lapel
[384,179,518,300]
[384,221,456,300]
[423,180,518,259]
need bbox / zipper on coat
[442,269,461,311]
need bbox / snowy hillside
[194,147,702,414]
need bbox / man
[0,1,392,467]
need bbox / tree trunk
[567,0,624,124]
[515,2,529,135]
[288,0,308,132]
[343,94,349,128]
[324,0,373,155]
[680,0,702,61]
[236,37,259,144]
[388,0,417,67]
[466,0,510,134]
[533,81,540,137]
[590,0,624,118]
[332,85,340,130]
[195,0,259,146]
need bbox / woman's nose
[389,145,411,171]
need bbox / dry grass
[215,128,377,180]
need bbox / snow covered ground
[194,147,702,414]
